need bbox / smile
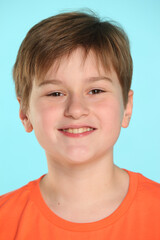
[61,127,94,134]
[58,127,96,138]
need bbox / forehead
[35,47,115,85]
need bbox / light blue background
[0,0,160,195]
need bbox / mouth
[59,127,96,134]
[58,126,97,137]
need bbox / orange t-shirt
[0,169,160,240]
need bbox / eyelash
[47,92,64,97]
[47,89,106,97]
[89,89,105,95]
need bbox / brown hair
[13,10,133,111]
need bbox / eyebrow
[38,76,112,87]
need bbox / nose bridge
[64,93,89,119]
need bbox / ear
[122,90,133,128]
[17,98,33,133]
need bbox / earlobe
[122,90,133,128]
[17,97,33,133]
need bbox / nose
[64,94,89,119]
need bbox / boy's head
[13,11,133,113]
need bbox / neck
[40,152,127,209]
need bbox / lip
[58,128,96,138]
[58,125,97,130]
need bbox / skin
[19,48,133,223]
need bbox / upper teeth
[62,128,94,134]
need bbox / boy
[0,11,160,239]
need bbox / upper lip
[58,125,97,130]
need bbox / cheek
[96,98,123,123]
[95,97,124,143]
[29,104,61,149]
[98,99,124,147]
[30,102,60,132]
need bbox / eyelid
[46,88,106,97]
[47,91,65,97]
[88,89,106,94]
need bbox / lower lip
[58,129,96,138]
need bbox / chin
[62,150,95,166]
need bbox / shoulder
[137,172,160,196]
[0,178,39,219]
[1,184,29,199]
[0,178,40,239]
[0,181,32,210]
[133,171,160,211]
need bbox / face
[20,48,133,167]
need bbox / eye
[88,89,106,95]
[47,92,64,97]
